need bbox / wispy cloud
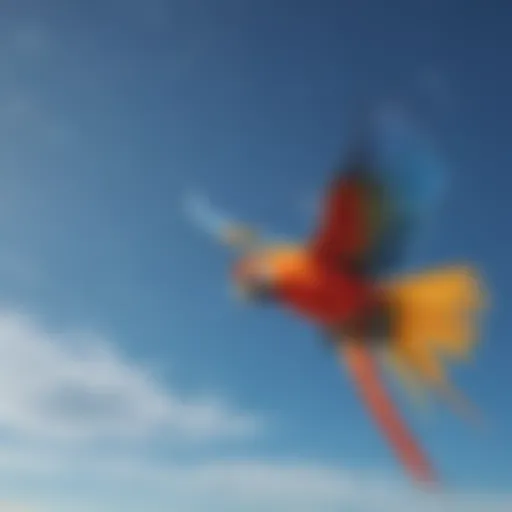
[84,460,512,512]
[0,309,263,442]
[0,504,42,512]
[0,443,509,512]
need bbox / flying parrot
[186,110,485,486]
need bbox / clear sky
[0,1,510,511]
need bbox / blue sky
[0,0,510,511]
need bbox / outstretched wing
[310,112,446,276]
[184,192,261,250]
[338,339,439,485]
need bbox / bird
[187,110,486,486]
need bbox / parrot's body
[189,113,485,487]
[235,244,377,326]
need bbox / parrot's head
[184,195,295,303]
[232,251,280,303]
[231,243,302,304]
[219,225,277,303]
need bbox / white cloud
[0,309,262,442]
[0,504,41,512]
[6,307,504,512]
[0,443,509,512]
[86,459,512,512]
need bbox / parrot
[186,110,486,486]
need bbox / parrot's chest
[279,267,373,326]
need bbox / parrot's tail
[381,265,486,425]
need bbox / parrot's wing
[184,192,261,250]
[337,339,439,486]
[309,111,446,276]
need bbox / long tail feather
[339,341,439,486]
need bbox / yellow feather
[381,265,486,424]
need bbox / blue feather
[364,112,447,275]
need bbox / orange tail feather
[340,341,439,486]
